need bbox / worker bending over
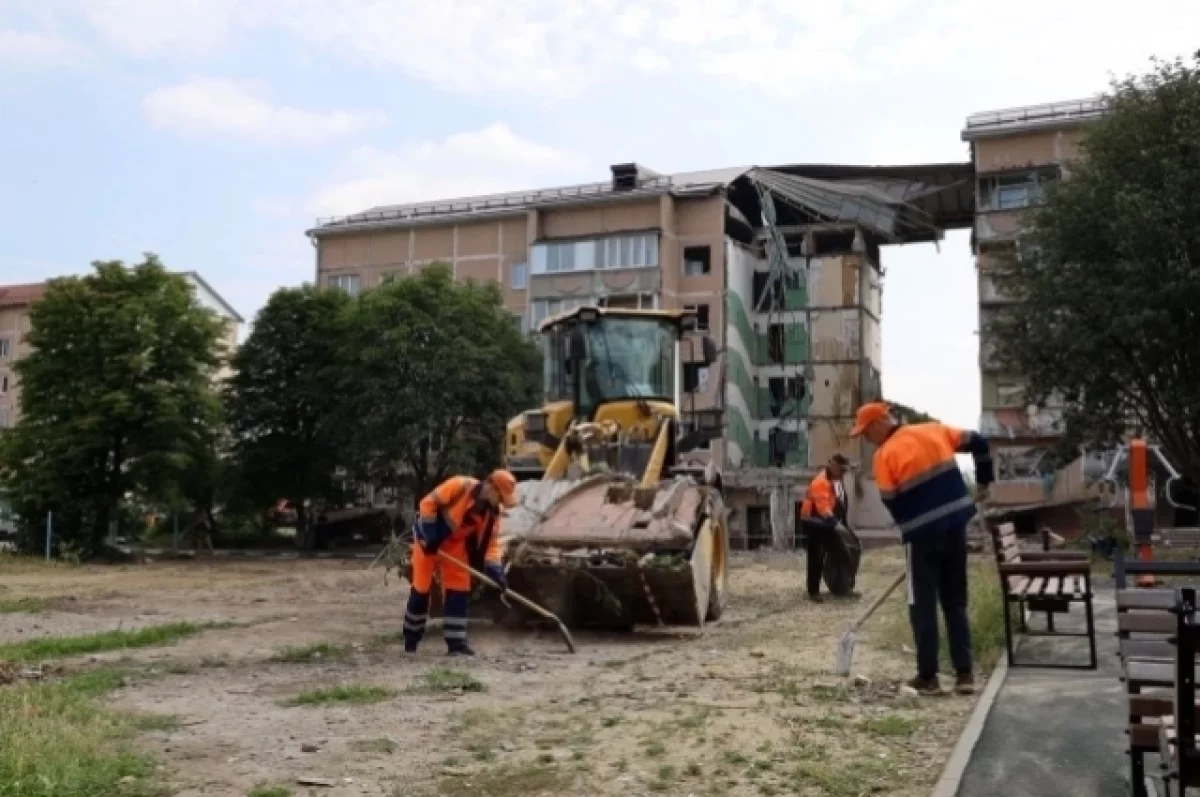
[799,453,853,602]
[403,470,518,657]
[850,402,993,696]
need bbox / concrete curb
[930,656,1010,797]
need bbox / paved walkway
[956,579,1137,797]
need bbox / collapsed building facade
[308,162,973,548]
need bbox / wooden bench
[1115,553,1200,796]
[1156,587,1200,795]
[989,521,1097,669]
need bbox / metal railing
[314,175,678,229]
[965,97,1107,134]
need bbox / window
[684,303,710,331]
[328,274,361,295]
[978,167,1060,212]
[531,233,659,275]
[379,272,400,285]
[511,261,528,290]
[600,292,657,310]
[0,373,7,394]
[531,297,596,328]
[683,246,711,276]
[0,337,9,359]
[683,364,710,393]
[512,312,528,335]
[767,377,805,418]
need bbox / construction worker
[850,401,993,696]
[403,470,518,657]
[800,453,854,602]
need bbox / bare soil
[0,550,980,797]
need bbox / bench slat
[1122,640,1178,660]
[1044,576,1061,595]
[1120,613,1178,634]
[1027,577,1045,597]
[1118,589,1177,610]
[1127,660,1176,686]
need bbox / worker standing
[850,402,993,696]
[800,453,853,602]
[403,470,518,657]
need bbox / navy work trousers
[905,525,972,680]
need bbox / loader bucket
[492,473,731,630]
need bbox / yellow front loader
[494,305,731,631]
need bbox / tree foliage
[333,264,541,502]
[990,51,1200,485]
[223,285,351,543]
[0,256,224,554]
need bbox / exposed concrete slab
[954,581,1135,797]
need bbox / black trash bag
[822,524,862,597]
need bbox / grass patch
[0,596,46,614]
[422,668,486,693]
[434,762,572,797]
[0,621,229,663]
[272,643,352,663]
[350,737,398,754]
[281,684,394,707]
[878,559,1008,672]
[246,786,292,797]
[863,714,919,737]
[0,667,165,796]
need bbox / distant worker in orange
[403,470,518,657]
[850,402,993,696]
[799,453,853,602]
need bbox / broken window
[978,167,1060,212]
[767,377,805,418]
[768,324,785,363]
[682,363,709,393]
[768,427,801,467]
[684,303,710,331]
[683,246,711,276]
[753,269,803,311]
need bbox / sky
[1,1,1198,430]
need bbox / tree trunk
[295,501,312,550]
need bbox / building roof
[0,282,47,309]
[0,274,243,323]
[308,161,975,239]
[962,97,1108,141]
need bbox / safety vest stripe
[879,459,959,500]
[896,494,975,533]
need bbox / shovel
[436,550,577,654]
[834,571,906,677]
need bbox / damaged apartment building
[307,161,972,548]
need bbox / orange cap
[488,469,518,508]
[850,401,890,437]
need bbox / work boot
[831,591,863,601]
[447,644,476,657]
[905,676,941,696]
[954,672,976,696]
[403,641,418,655]
[808,593,825,604]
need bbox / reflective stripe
[897,494,975,534]
[443,620,467,630]
[443,628,468,640]
[880,459,959,500]
[403,620,426,632]
[404,612,428,622]
[905,543,914,606]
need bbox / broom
[834,571,906,677]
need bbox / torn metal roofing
[308,161,974,238]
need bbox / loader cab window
[579,316,676,413]
[540,326,571,402]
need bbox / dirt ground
[0,550,980,797]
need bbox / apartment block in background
[0,273,243,430]
[963,98,1109,531]
[307,162,972,546]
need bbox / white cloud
[305,122,589,218]
[0,29,83,66]
[631,47,671,75]
[40,0,1200,100]
[142,78,387,145]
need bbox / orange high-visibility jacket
[418,476,503,564]
[800,469,844,523]
[873,422,993,543]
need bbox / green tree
[224,285,351,546]
[989,52,1200,485]
[887,400,936,425]
[0,256,224,555]
[336,264,540,503]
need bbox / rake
[834,571,906,677]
